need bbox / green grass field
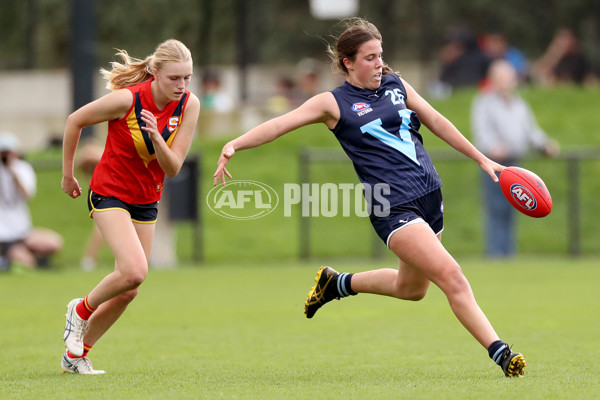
[1,257,599,399]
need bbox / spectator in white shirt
[0,132,63,270]
[472,60,559,258]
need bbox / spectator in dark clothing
[533,28,597,86]
[439,27,491,90]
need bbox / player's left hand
[479,157,505,183]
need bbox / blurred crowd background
[1,0,599,149]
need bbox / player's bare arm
[144,93,200,177]
[213,92,339,186]
[402,79,503,182]
[61,89,133,198]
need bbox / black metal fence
[298,147,600,260]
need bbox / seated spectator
[439,26,491,90]
[0,132,63,270]
[532,28,597,86]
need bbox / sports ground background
[1,87,599,399]
[2,1,600,398]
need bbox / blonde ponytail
[100,50,153,90]
[100,39,192,91]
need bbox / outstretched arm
[403,79,504,182]
[213,92,339,186]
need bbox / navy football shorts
[87,189,158,223]
[369,188,444,248]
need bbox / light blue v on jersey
[330,73,442,209]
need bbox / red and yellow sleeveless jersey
[90,79,191,204]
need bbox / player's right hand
[213,144,234,187]
[62,176,82,198]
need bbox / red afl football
[499,166,552,218]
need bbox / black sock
[488,340,508,365]
[336,272,357,297]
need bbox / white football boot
[61,351,105,375]
[63,298,88,357]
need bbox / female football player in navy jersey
[61,39,200,374]
[213,18,525,377]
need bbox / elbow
[164,164,181,178]
[65,112,76,125]
[65,112,80,128]
[164,160,183,178]
[165,169,179,178]
[65,113,86,136]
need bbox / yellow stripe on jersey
[165,121,179,147]
[127,107,155,167]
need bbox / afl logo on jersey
[168,117,180,133]
[352,102,373,117]
[352,102,370,112]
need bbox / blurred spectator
[76,142,105,271]
[201,72,234,113]
[296,58,321,102]
[148,191,177,269]
[438,26,491,90]
[80,225,104,271]
[479,33,528,80]
[532,28,597,86]
[265,77,297,116]
[472,60,559,258]
[0,132,63,270]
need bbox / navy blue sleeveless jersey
[330,73,442,208]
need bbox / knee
[7,244,36,268]
[405,289,427,301]
[401,287,428,301]
[119,261,148,290]
[124,270,147,289]
[115,288,139,305]
[439,266,471,297]
[392,281,429,301]
[25,229,63,255]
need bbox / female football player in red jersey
[61,39,200,374]
[213,18,526,377]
